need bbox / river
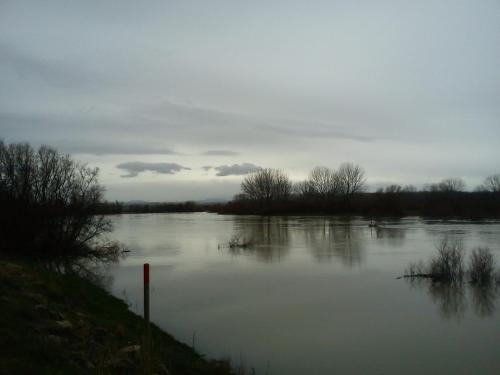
[107,213,500,374]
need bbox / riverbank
[0,257,235,374]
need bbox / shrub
[0,141,112,257]
[428,239,465,282]
[227,235,253,249]
[468,247,495,285]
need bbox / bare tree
[241,168,291,203]
[436,177,466,192]
[293,180,314,197]
[384,184,402,193]
[402,185,417,193]
[335,162,366,197]
[308,166,339,197]
[482,174,500,193]
[422,183,439,192]
[0,141,112,257]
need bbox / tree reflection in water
[228,217,291,262]
[227,218,499,318]
[305,220,365,266]
[427,281,467,319]
[404,237,500,319]
[406,273,498,319]
[372,226,406,247]
[227,217,366,266]
[471,283,498,317]
[409,279,499,319]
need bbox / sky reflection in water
[108,213,500,375]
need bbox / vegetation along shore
[97,166,500,218]
[1,140,499,373]
[0,257,236,374]
[0,142,239,374]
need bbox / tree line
[218,165,500,217]
[5,140,497,226]
[236,163,366,203]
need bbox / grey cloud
[137,101,386,144]
[1,101,383,160]
[0,41,100,89]
[57,140,178,156]
[261,122,376,142]
[202,150,240,156]
[201,166,213,171]
[213,163,261,177]
[116,162,190,178]
[1,1,500,200]
[0,112,179,155]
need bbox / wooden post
[144,263,151,373]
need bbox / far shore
[95,191,500,219]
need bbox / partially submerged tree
[468,247,495,285]
[402,241,499,287]
[429,239,465,282]
[0,141,113,257]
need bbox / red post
[144,263,150,284]
[144,263,151,373]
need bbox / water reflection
[227,217,367,265]
[407,278,498,319]
[471,283,498,317]
[427,281,467,319]
[404,236,499,319]
[108,214,500,375]
[371,226,406,247]
[305,222,365,266]
[229,217,291,262]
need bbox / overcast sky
[1,0,499,201]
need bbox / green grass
[0,257,235,375]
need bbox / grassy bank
[0,257,234,375]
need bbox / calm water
[107,213,500,375]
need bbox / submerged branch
[396,273,435,280]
